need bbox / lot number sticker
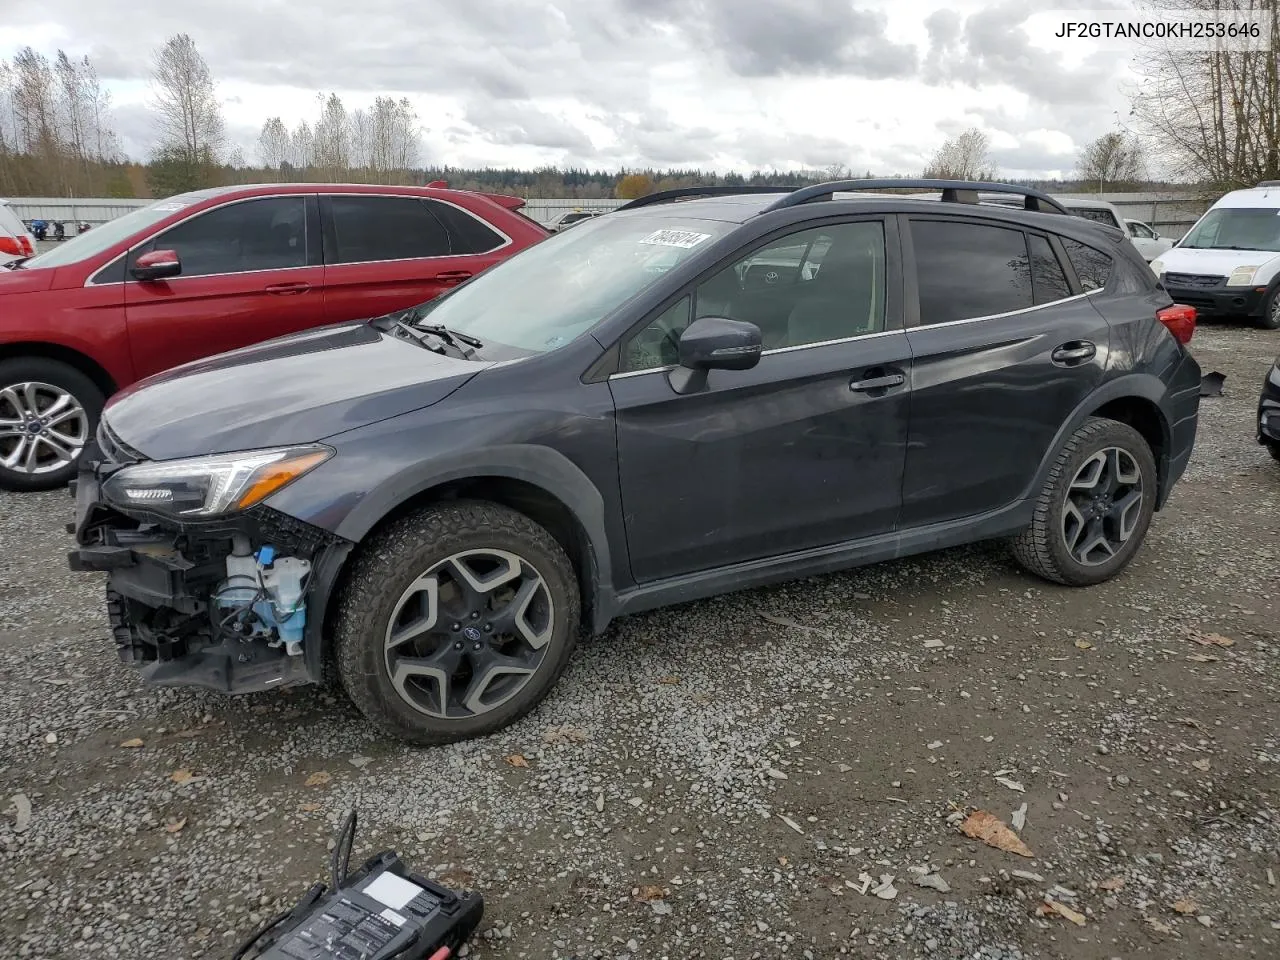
[639,229,712,249]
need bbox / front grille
[96,417,144,466]
[1163,272,1225,289]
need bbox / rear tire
[1266,440,1280,463]
[0,357,104,492]
[1011,417,1157,587]
[333,500,581,746]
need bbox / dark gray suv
[68,179,1202,745]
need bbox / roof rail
[759,179,1070,215]
[615,185,802,212]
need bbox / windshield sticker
[639,229,712,249]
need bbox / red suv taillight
[1157,304,1196,344]
[0,236,23,257]
[18,235,33,257]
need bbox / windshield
[21,192,214,269]
[411,214,731,354]
[1180,207,1280,252]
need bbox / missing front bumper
[69,465,350,695]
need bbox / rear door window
[327,195,452,264]
[131,196,308,277]
[910,220,1033,325]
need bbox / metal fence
[6,192,1214,235]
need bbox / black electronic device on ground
[234,810,484,960]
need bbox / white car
[1123,218,1175,262]
[0,199,36,265]
[1151,181,1280,329]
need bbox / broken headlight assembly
[100,445,333,518]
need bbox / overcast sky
[2,0,1144,178]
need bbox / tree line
[3,1,1278,201]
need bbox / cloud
[922,1,1116,107]
[461,100,594,153]
[619,0,918,79]
[6,0,1139,177]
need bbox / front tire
[1012,417,1157,587]
[1258,289,1280,330]
[0,357,103,492]
[333,501,581,746]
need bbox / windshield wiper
[2,257,29,269]
[415,323,483,353]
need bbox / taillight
[0,236,21,257]
[1157,304,1196,344]
[18,236,33,257]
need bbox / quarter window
[427,200,505,254]
[1028,234,1072,304]
[911,220,1032,325]
[328,196,451,263]
[1060,238,1113,291]
[132,197,308,278]
[619,221,887,372]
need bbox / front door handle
[1051,341,1096,366]
[850,372,905,392]
[434,270,473,286]
[264,282,311,295]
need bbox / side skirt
[599,498,1035,627]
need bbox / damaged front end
[67,422,352,694]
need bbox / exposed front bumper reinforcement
[67,443,353,695]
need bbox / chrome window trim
[84,191,513,287]
[914,289,1100,331]
[607,289,1101,380]
[609,328,903,380]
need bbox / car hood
[0,264,55,293]
[1157,248,1280,276]
[104,321,491,460]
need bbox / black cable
[230,907,292,960]
[331,809,358,890]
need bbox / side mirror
[131,249,182,281]
[668,316,763,395]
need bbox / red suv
[0,183,548,490]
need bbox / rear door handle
[1051,341,1096,366]
[850,373,906,392]
[434,270,473,286]
[264,282,311,295]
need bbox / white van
[1151,182,1280,329]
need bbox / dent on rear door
[902,299,1111,526]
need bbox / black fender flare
[333,442,620,622]
[1021,373,1174,507]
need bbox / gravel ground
[2,321,1279,960]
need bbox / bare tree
[1130,0,1279,188]
[289,121,314,174]
[312,92,349,179]
[150,33,225,170]
[256,117,290,177]
[923,128,996,180]
[348,107,372,178]
[1076,132,1145,192]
